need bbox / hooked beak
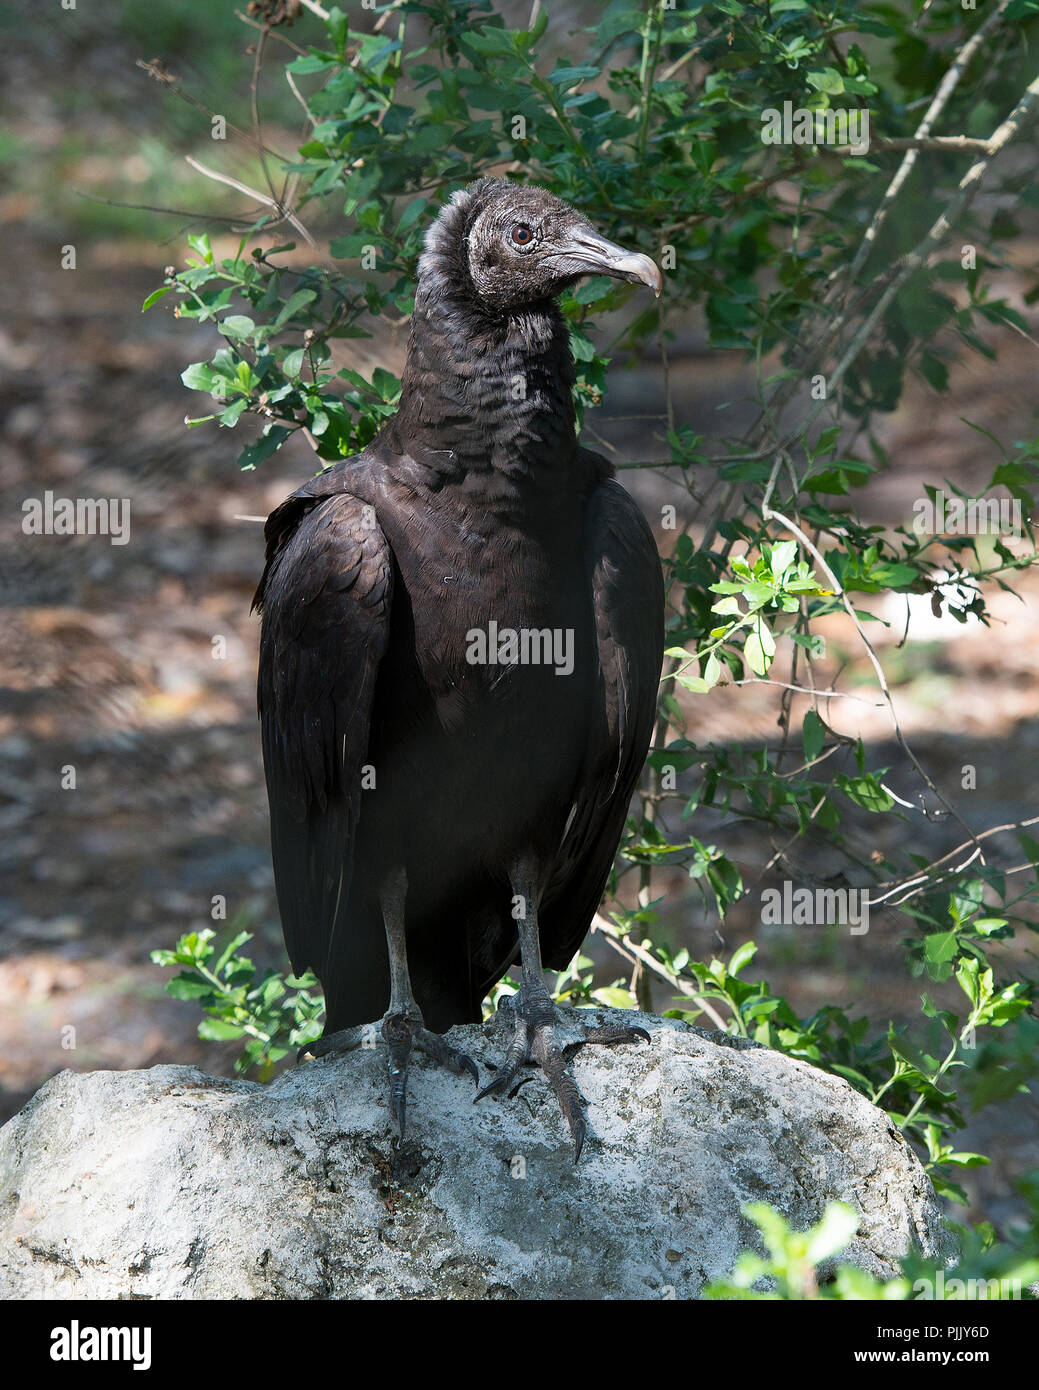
[559,224,662,297]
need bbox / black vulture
[254,178,664,1158]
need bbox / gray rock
[0,1011,950,1299]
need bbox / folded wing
[523,475,663,976]
[253,487,393,1000]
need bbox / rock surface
[0,1011,950,1299]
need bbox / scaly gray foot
[475,992,649,1162]
[300,1013,479,1140]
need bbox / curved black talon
[475,1064,524,1103]
[458,1053,481,1086]
[587,1024,651,1046]
[475,1023,529,1102]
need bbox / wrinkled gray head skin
[418,178,661,315]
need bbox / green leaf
[198,1018,247,1041]
[804,1203,859,1263]
[729,942,758,977]
[770,540,798,578]
[371,367,401,402]
[791,631,826,658]
[181,362,227,394]
[273,290,318,328]
[870,561,917,589]
[214,930,254,978]
[744,619,775,676]
[802,709,825,763]
[166,973,215,1001]
[187,232,213,265]
[548,65,600,88]
[219,399,249,427]
[925,931,961,969]
[591,986,636,1009]
[142,286,172,312]
[219,316,256,341]
[677,674,711,694]
[807,69,845,94]
[239,426,292,470]
[835,774,894,813]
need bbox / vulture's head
[419,178,661,315]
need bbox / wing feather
[539,478,664,970]
[254,488,392,982]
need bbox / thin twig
[235,9,311,55]
[184,155,317,245]
[285,67,315,123]
[249,23,276,204]
[592,914,729,1030]
[869,813,1039,906]
[730,677,881,705]
[714,6,1017,464]
[136,59,285,161]
[824,71,1039,405]
[852,135,996,154]
[839,0,1013,292]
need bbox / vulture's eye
[510,223,535,247]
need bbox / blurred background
[2,0,1038,1231]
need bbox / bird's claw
[298,1012,479,1141]
[474,1021,530,1103]
[582,1023,651,1049]
[383,1013,480,1140]
[476,995,649,1162]
[297,1022,374,1063]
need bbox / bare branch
[863,135,996,153]
[840,0,1013,290]
[285,67,315,124]
[825,71,1039,404]
[729,677,882,705]
[591,915,729,1030]
[183,155,316,245]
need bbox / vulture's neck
[391,249,578,492]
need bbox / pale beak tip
[628,253,662,297]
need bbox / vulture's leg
[300,867,478,1139]
[475,855,649,1161]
